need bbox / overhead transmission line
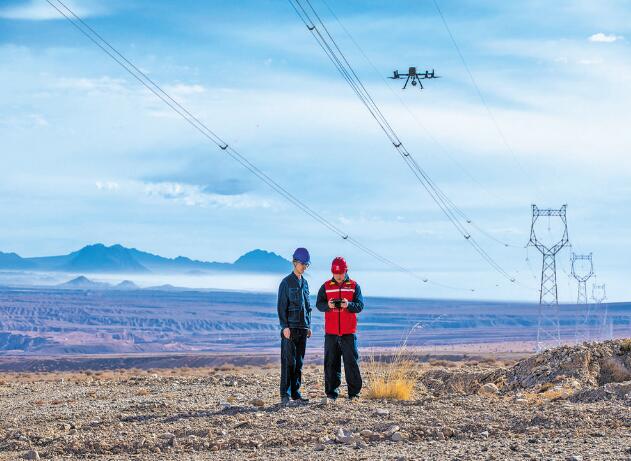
[319,0,521,250]
[288,0,525,286]
[431,0,530,179]
[44,0,474,293]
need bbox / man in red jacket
[316,257,364,400]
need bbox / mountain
[0,244,291,274]
[114,280,139,290]
[233,249,289,272]
[61,244,149,273]
[57,276,111,290]
[0,252,35,269]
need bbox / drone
[389,67,440,89]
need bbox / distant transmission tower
[571,252,594,343]
[591,283,610,340]
[528,204,569,351]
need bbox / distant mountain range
[0,244,291,274]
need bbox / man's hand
[282,328,291,339]
[307,329,312,338]
[327,299,337,310]
[341,299,349,309]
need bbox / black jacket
[277,272,312,329]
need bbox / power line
[319,0,521,249]
[431,0,530,178]
[289,0,527,287]
[44,0,474,293]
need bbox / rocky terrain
[0,340,630,460]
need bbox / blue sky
[1,0,631,300]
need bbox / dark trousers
[280,328,307,399]
[324,333,362,399]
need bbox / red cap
[331,257,348,274]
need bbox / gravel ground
[1,341,630,460]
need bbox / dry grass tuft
[367,375,414,400]
[429,359,458,368]
[600,358,631,383]
[525,385,575,402]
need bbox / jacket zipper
[338,283,342,336]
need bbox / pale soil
[1,341,631,461]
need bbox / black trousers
[280,328,307,399]
[324,333,362,398]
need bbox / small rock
[356,439,368,449]
[391,432,404,442]
[336,428,353,444]
[442,427,455,438]
[480,430,489,438]
[24,451,40,460]
[314,443,325,451]
[376,408,390,416]
[566,456,583,461]
[479,383,500,396]
[251,399,265,407]
[360,429,374,438]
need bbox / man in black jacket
[277,247,312,405]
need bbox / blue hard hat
[292,247,310,264]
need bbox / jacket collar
[329,274,349,285]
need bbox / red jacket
[316,277,364,335]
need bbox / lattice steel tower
[571,252,594,343]
[591,283,610,340]
[528,204,569,351]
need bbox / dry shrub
[479,357,498,365]
[525,386,575,402]
[599,358,631,384]
[538,382,554,393]
[365,355,414,401]
[620,339,631,353]
[136,388,150,396]
[216,364,236,372]
[429,359,454,368]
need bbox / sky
[1,0,631,301]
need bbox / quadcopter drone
[389,67,440,89]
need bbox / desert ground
[1,340,630,460]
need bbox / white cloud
[588,33,624,43]
[164,83,206,96]
[0,0,107,21]
[144,182,271,209]
[55,76,128,93]
[95,181,119,191]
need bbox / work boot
[280,396,290,405]
[292,394,309,403]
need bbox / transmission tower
[591,283,610,340]
[571,252,594,343]
[528,204,569,351]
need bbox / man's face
[333,272,346,283]
[293,261,309,275]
